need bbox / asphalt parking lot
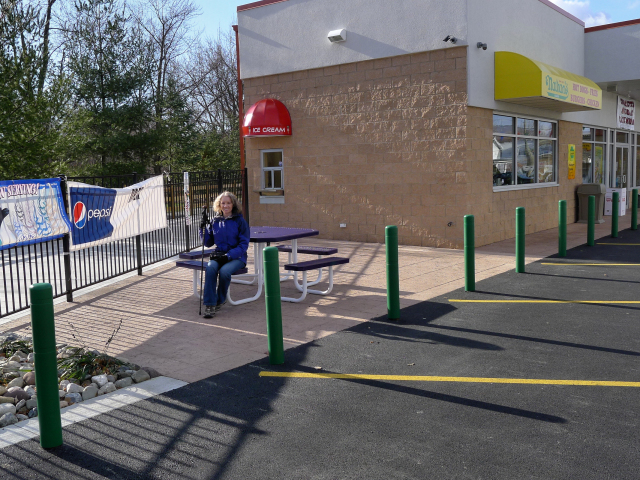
[1,228,640,479]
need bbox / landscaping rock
[131,369,150,383]
[0,413,18,427]
[26,398,38,409]
[0,404,16,416]
[28,407,37,418]
[59,380,70,389]
[0,397,14,404]
[7,377,24,388]
[64,393,82,405]
[118,370,132,378]
[22,372,35,386]
[107,375,116,383]
[16,414,28,421]
[24,386,35,397]
[141,366,160,378]
[58,390,66,399]
[0,386,6,396]
[65,383,84,394]
[4,387,29,401]
[98,382,116,395]
[114,377,132,389]
[27,353,35,363]
[15,399,26,411]
[8,355,22,362]
[91,374,108,388]
[2,361,21,373]
[59,401,68,408]
[82,385,98,401]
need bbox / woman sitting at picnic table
[200,191,249,318]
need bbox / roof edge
[238,0,289,13]
[585,18,640,33]
[536,0,585,27]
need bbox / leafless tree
[184,29,239,134]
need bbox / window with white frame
[582,126,606,184]
[261,149,284,191]
[493,114,557,188]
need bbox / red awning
[242,98,292,137]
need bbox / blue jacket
[200,213,250,265]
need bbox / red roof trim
[238,0,289,13]
[537,0,584,27]
[585,18,640,33]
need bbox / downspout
[233,25,245,172]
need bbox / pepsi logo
[73,202,87,229]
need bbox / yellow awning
[495,52,602,112]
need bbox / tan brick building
[237,0,640,248]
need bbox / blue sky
[191,0,640,40]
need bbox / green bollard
[587,195,595,246]
[632,189,638,231]
[385,225,400,320]
[30,283,63,449]
[612,191,619,238]
[558,200,567,257]
[516,207,525,273]
[263,247,284,365]
[464,215,475,292]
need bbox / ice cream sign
[617,96,635,130]
[544,74,601,109]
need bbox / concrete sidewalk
[0,215,631,383]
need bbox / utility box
[576,183,606,223]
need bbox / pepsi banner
[69,175,167,250]
[0,178,71,251]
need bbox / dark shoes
[203,305,216,318]
[215,300,227,312]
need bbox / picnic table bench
[280,256,350,303]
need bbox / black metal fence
[0,169,247,319]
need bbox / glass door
[614,146,629,189]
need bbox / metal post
[632,188,638,231]
[385,225,400,320]
[558,200,567,257]
[59,176,73,302]
[263,246,284,364]
[464,215,475,292]
[217,168,223,195]
[612,191,619,238]
[30,283,63,449]
[516,207,525,273]
[587,195,595,246]
[243,167,250,226]
[133,172,142,275]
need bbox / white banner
[617,96,635,130]
[183,172,191,226]
[0,178,71,250]
[68,175,167,250]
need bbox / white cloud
[549,0,612,26]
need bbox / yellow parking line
[597,243,640,246]
[448,300,640,304]
[541,263,640,266]
[259,372,640,387]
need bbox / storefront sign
[0,178,71,251]
[242,98,293,137]
[617,96,635,130]
[567,144,576,180]
[543,74,601,109]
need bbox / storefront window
[582,127,606,184]
[261,149,284,190]
[493,114,556,188]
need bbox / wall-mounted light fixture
[477,42,487,50]
[328,29,347,43]
[443,35,457,44]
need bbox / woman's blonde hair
[213,191,242,215]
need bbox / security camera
[477,42,487,50]
[443,35,457,44]
[328,29,347,43]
